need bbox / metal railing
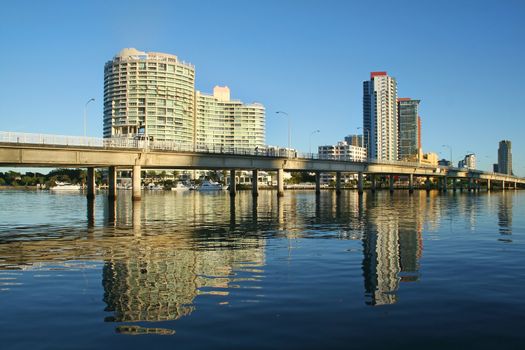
[0,131,103,147]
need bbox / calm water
[0,189,524,349]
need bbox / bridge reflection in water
[0,190,516,331]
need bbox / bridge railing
[0,130,465,172]
[0,131,103,147]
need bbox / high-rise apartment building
[196,86,265,150]
[363,72,398,161]
[397,98,421,162]
[498,140,512,175]
[103,48,265,149]
[104,48,196,143]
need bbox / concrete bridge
[1,131,523,200]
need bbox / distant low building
[458,153,476,169]
[420,152,438,166]
[438,159,451,167]
[344,134,364,147]
[318,140,367,185]
[318,141,367,162]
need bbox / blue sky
[1,0,524,174]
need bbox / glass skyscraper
[397,98,421,162]
[498,140,512,175]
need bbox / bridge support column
[315,171,321,195]
[87,167,96,199]
[358,172,364,194]
[389,175,395,193]
[487,179,491,191]
[277,169,284,197]
[425,176,431,191]
[335,172,341,195]
[108,166,117,200]
[514,182,517,190]
[468,177,473,192]
[443,176,448,193]
[229,170,236,197]
[502,180,505,190]
[452,178,457,192]
[252,169,258,197]
[132,165,141,201]
[370,174,376,192]
[408,174,414,193]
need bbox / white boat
[171,182,192,191]
[146,183,164,190]
[198,180,225,191]
[50,181,81,191]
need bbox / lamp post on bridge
[309,129,320,155]
[275,111,291,155]
[83,98,95,138]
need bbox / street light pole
[276,111,291,151]
[83,98,95,137]
[309,129,320,154]
[442,144,452,167]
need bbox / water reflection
[0,190,518,326]
[498,192,513,235]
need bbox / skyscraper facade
[397,98,421,162]
[498,140,512,175]
[104,48,265,149]
[363,72,398,161]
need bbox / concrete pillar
[87,197,95,228]
[132,200,141,235]
[443,176,448,193]
[358,172,364,194]
[370,174,376,192]
[425,176,431,191]
[452,178,457,192]
[86,167,96,199]
[335,171,341,194]
[132,165,141,201]
[252,169,259,196]
[468,177,473,192]
[315,171,321,194]
[106,197,116,226]
[487,179,491,191]
[408,174,414,193]
[389,175,395,193]
[108,166,117,199]
[277,169,284,197]
[229,169,236,196]
[502,180,505,190]
[515,182,517,190]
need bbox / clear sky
[1,0,524,175]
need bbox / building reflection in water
[2,189,513,322]
[498,193,513,235]
[362,192,424,306]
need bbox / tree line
[0,169,102,188]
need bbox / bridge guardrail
[6,131,519,178]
